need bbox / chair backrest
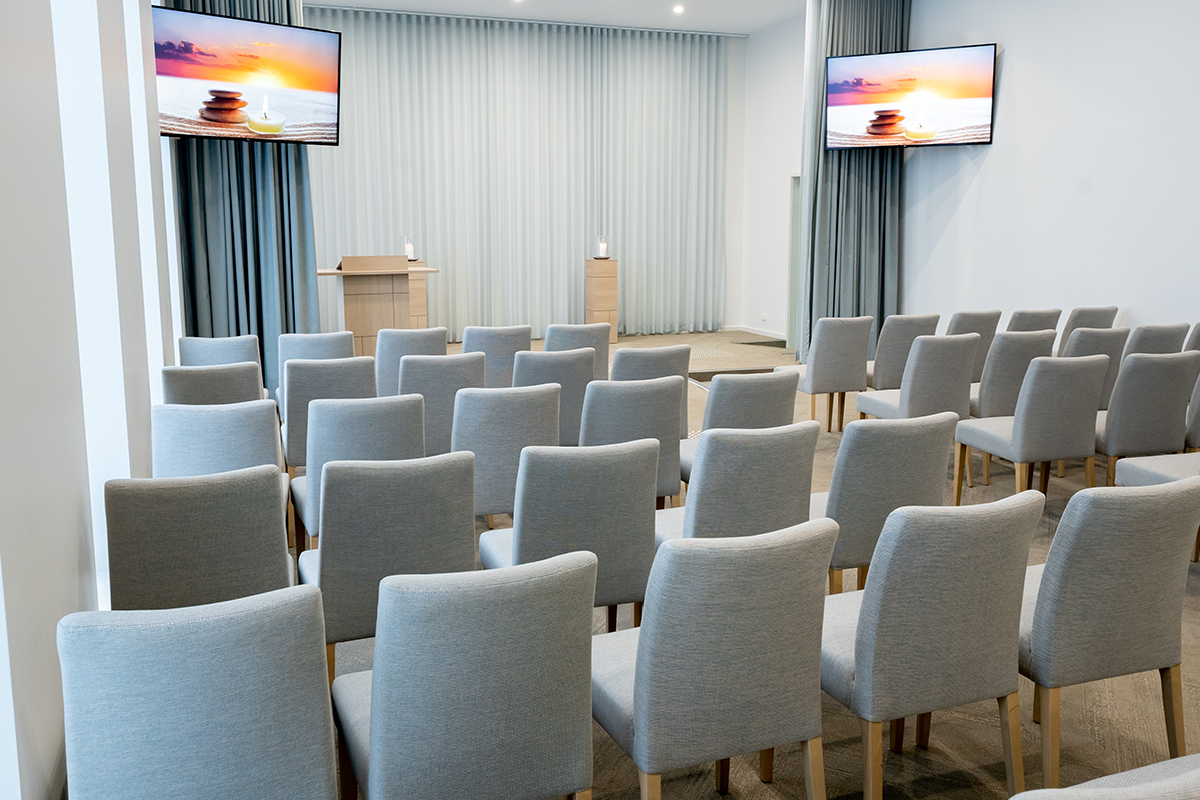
[374,327,447,396]
[513,348,594,446]
[1027,478,1200,689]
[610,345,691,438]
[398,352,486,456]
[1057,306,1118,356]
[59,586,337,799]
[683,422,821,539]
[701,371,797,431]
[162,362,263,405]
[1188,373,1200,450]
[1007,308,1062,332]
[1103,352,1200,457]
[897,333,979,419]
[1062,327,1130,410]
[872,313,940,390]
[512,440,658,606]
[368,552,596,798]
[1187,322,1200,353]
[282,357,376,467]
[545,323,611,380]
[633,521,838,774]
[105,464,289,610]
[317,454,476,644]
[850,492,1045,721]
[946,310,1002,383]
[461,325,533,388]
[1121,323,1189,362]
[151,399,282,477]
[804,315,873,394]
[976,330,1056,418]
[1010,355,1110,464]
[825,412,958,571]
[450,383,561,516]
[178,334,261,368]
[579,376,685,497]
[302,395,425,531]
[277,331,354,400]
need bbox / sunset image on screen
[825,45,995,149]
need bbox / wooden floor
[335,330,1200,799]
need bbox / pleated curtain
[305,8,726,339]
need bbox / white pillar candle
[405,242,415,259]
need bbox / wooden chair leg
[837,392,847,432]
[1033,684,1041,724]
[633,601,644,627]
[1085,457,1096,488]
[1015,463,1029,494]
[828,569,843,594]
[1037,684,1060,788]
[1026,462,1036,490]
[999,691,1025,795]
[337,727,358,800]
[326,642,336,687]
[982,452,992,485]
[965,445,975,488]
[825,394,834,433]
[565,792,593,800]
[655,496,667,510]
[1161,664,1186,758]
[860,718,883,800]
[954,443,967,505]
[759,747,774,783]
[857,565,869,590]
[1192,526,1200,563]
[1039,461,1051,494]
[715,757,730,793]
[1057,459,1066,478]
[1106,455,1118,486]
[639,770,662,800]
[809,393,817,423]
[487,514,496,529]
[859,411,868,420]
[889,717,905,753]
[607,605,618,633]
[803,737,826,800]
[915,712,931,749]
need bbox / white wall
[903,0,1200,331]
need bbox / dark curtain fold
[170,0,320,394]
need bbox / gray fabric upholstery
[105,465,290,610]
[591,521,837,775]
[1189,371,1200,449]
[683,371,798,482]
[151,399,283,477]
[513,348,594,446]
[479,440,658,607]
[972,330,1056,418]
[580,376,684,497]
[679,437,699,485]
[956,355,1109,464]
[1116,452,1200,486]
[299,454,476,644]
[276,331,355,408]
[373,327,447,396]
[332,552,597,798]
[281,357,376,467]
[451,384,561,516]
[778,315,872,394]
[461,325,533,388]
[162,362,263,405]
[1012,753,1200,799]
[1187,323,1200,353]
[398,352,486,456]
[857,333,979,420]
[821,491,1044,722]
[1057,307,1119,357]
[1007,308,1062,332]
[867,313,939,390]
[947,310,1002,382]
[178,334,261,368]
[820,412,958,570]
[59,586,337,800]
[1121,323,1189,362]
[1062,327,1130,410]
[1096,352,1200,457]
[610,345,692,438]
[1020,479,1200,689]
[545,322,611,380]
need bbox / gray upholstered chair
[1061,327,1129,411]
[1116,447,1200,563]
[822,492,1045,799]
[655,422,820,549]
[545,322,611,380]
[1187,322,1200,353]
[451,383,560,526]
[178,333,261,368]
[1008,308,1062,332]
[1121,323,1189,362]
[461,324,533,387]
[814,412,958,594]
[1019,479,1200,787]
[59,585,337,800]
[331,553,597,800]
[479,439,658,632]
[947,309,1002,383]
[373,327,447,396]
[610,344,691,438]
[280,356,376,469]
[1011,754,1200,799]
[972,331,1057,418]
[954,355,1109,500]
[513,347,594,446]
[1095,351,1200,484]
[151,399,283,478]
[1057,307,1118,356]
[580,376,685,503]
[1190,372,1200,451]
[299,454,476,684]
[104,465,290,610]
[592,521,838,800]
[867,313,940,391]
[276,331,354,406]
[161,362,264,405]
[682,370,797,482]
[856,333,979,421]
[775,315,871,432]
[398,351,486,456]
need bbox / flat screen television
[825,43,996,150]
[151,7,341,146]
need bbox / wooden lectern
[318,256,438,357]
[585,258,619,343]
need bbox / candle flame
[262,95,269,119]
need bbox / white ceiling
[309,0,806,35]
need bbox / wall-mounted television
[825,44,996,150]
[151,7,341,146]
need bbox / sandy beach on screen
[157,75,339,144]
[826,97,993,148]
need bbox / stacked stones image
[866,109,905,135]
[199,90,248,124]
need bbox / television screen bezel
[151,5,343,147]
[823,42,998,151]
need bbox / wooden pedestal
[585,258,618,344]
[318,256,438,356]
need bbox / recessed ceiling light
[674,5,684,12]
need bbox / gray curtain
[170,0,320,394]
[791,0,910,360]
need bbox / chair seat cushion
[1075,752,1200,790]
[654,506,687,549]
[298,549,319,586]
[290,475,308,528]
[679,437,698,484]
[810,492,829,521]
[1018,563,1044,680]
[331,670,374,794]
[855,389,902,420]
[969,383,981,418]
[955,416,1017,462]
[590,628,640,757]
[478,529,516,570]
[1116,453,1200,486]
[821,590,865,711]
